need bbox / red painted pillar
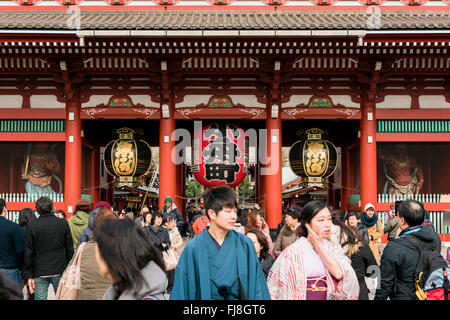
[264,111,282,229]
[65,96,82,217]
[360,92,378,211]
[258,163,266,212]
[341,146,351,211]
[89,147,100,206]
[174,163,184,215]
[158,102,176,211]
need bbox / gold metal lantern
[103,128,152,187]
[288,128,338,188]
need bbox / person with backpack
[375,199,443,300]
[191,210,210,236]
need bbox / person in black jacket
[161,196,186,237]
[23,196,74,300]
[245,229,274,279]
[332,210,378,300]
[0,199,25,286]
[375,200,441,300]
[145,211,171,252]
[345,211,370,243]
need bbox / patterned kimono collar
[298,237,328,278]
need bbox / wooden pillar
[360,91,378,211]
[158,101,176,211]
[264,109,282,230]
[65,95,82,217]
[89,146,100,206]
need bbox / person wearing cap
[68,199,91,251]
[161,196,186,237]
[360,203,383,264]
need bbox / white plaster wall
[30,95,65,109]
[376,95,411,109]
[328,95,360,109]
[419,96,450,109]
[128,95,159,108]
[82,95,112,108]
[228,95,265,108]
[0,95,21,108]
[281,95,311,108]
[175,95,209,108]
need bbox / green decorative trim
[208,97,232,108]
[377,120,450,133]
[309,97,332,108]
[109,97,132,108]
[0,120,65,132]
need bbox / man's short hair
[202,186,237,218]
[35,196,53,215]
[397,199,425,227]
[0,198,6,213]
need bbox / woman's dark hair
[162,212,176,225]
[298,201,327,237]
[285,206,302,220]
[18,208,35,227]
[331,210,362,246]
[55,209,66,219]
[142,210,152,224]
[345,211,360,221]
[94,218,165,295]
[244,210,263,233]
[202,186,238,219]
[151,211,164,226]
[245,228,269,258]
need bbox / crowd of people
[0,187,447,301]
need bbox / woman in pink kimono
[267,201,359,300]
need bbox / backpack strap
[403,234,435,252]
[201,216,208,227]
[443,268,449,301]
[141,295,160,300]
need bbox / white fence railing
[0,193,64,203]
[378,211,449,234]
[378,193,448,203]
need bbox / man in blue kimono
[170,186,270,300]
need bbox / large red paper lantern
[192,122,248,188]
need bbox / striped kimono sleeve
[266,243,306,300]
